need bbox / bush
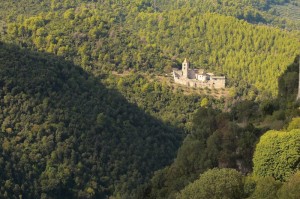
[253,129,300,181]
[177,168,244,199]
[277,171,300,199]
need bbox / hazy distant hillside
[1,0,299,29]
[270,0,300,21]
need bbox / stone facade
[173,59,226,89]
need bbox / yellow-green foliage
[131,11,299,97]
[177,168,244,199]
[2,5,299,98]
[245,171,300,199]
[253,129,300,181]
[287,117,300,131]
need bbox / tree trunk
[297,57,300,101]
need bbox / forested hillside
[0,42,185,198]
[1,1,299,98]
[0,0,299,199]
[1,0,299,29]
[140,101,300,199]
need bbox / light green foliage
[63,9,75,20]
[200,98,209,107]
[1,3,299,98]
[105,74,212,129]
[253,129,300,181]
[131,12,298,97]
[177,168,244,199]
[287,117,300,131]
[246,171,300,199]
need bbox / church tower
[182,58,189,78]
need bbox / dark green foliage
[248,176,282,199]
[232,101,260,123]
[0,42,182,198]
[260,100,279,116]
[278,56,299,101]
[103,74,216,129]
[141,108,262,198]
[244,166,300,199]
[177,168,245,199]
[277,171,300,199]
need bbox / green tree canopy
[253,129,300,181]
[287,117,300,131]
[248,176,282,199]
[176,168,244,199]
[277,171,300,199]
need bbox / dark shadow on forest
[0,41,182,198]
[278,55,300,102]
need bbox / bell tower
[182,58,189,78]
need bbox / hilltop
[0,3,298,99]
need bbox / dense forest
[0,42,187,198]
[1,0,300,29]
[0,1,299,98]
[0,0,299,198]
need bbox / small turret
[182,58,189,78]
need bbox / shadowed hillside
[278,55,300,101]
[0,42,182,198]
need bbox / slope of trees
[173,167,300,199]
[0,42,185,198]
[1,0,299,29]
[152,116,300,199]
[139,105,264,198]
[139,92,300,198]
[102,73,225,129]
[129,11,298,98]
[1,5,298,98]
[0,1,299,198]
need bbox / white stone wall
[197,74,208,82]
[173,70,225,89]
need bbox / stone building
[173,58,226,89]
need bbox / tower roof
[183,58,188,63]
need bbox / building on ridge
[173,58,226,89]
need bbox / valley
[0,0,299,198]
